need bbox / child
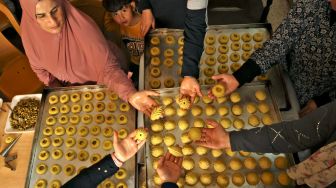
[103,0,144,86]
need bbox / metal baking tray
[25,85,137,188]
[144,29,184,90]
[199,23,272,84]
[144,83,295,188]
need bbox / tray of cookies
[199,23,272,85]
[144,83,295,188]
[25,85,137,188]
[144,28,184,90]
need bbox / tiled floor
[263,0,291,31]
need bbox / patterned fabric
[287,141,336,188]
[250,0,336,106]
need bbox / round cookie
[95,102,105,112]
[177,56,183,66]
[48,106,59,115]
[50,164,62,175]
[212,84,226,98]
[204,77,216,85]
[244,157,257,170]
[205,104,216,116]
[182,144,194,156]
[64,164,76,176]
[83,91,93,101]
[242,51,251,61]
[199,157,210,170]
[150,47,160,56]
[262,114,273,125]
[48,95,59,104]
[83,102,94,113]
[151,121,164,132]
[164,106,176,117]
[258,102,270,113]
[230,92,241,103]
[220,117,232,129]
[229,157,243,171]
[203,67,215,77]
[261,171,274,185]
[81,114,93,124]
[248,114,260,127]
[65,137,76,147]
[217,54,228,64]
[90,126,101,136]
[78,150,89,161]
[196,146,208,156]
[165,35,175,45]
[232,172,245,187]
[70,93,81,103]
[151,146,164,157]
[150,57,161,66]
[35,179,47,188]
[178,36,184,46]
[182,156,195,170]
[188,127,201,141]
[218,64,229,73]
[217,174,229,187]
[218,34,229,44]
[212,149,223,158]
[225,148,237,157]
[255,90,267,101]
[77,138,88,149]
[277,171,291,186]
[233,118,244,129]
[163,133,176,146]
[242,33,252,42]
[60,94,69,103]
[103,127,114,138]
[246,102,257,114]
[119,102,130,112]
[193,118,205,128]
[231,104,243,116]
[90,154,102,164]
[52,137,63,147]
[60,104,70,114]
[231,42,241,51]
[218,106,229,116]
[118,128,128,139]
[246,172,260,185]
[153,173,162,185]
[253,32,264,42]
[230,33,240,41]
[164,120,176,131]
[218,45,229,54]
[40,137,51,148]
[150,67,161,78]
[54,126,65,136]
[105,114,115,124]
[185,172,198,186]
[200,173,212,186]
[242,43,252,51]
[163,58,174,67]
[181,132,192,144]
[275,156,288,169]
[117,114,128,125]
[46,116,57,126]
[151,134,163,145]
[214,159,226,172]
[177,108,188,117]
[205,34,216,45]
[230,52,240,62]
[43,127,53,136]
[205,46,216,55]
[230,62,241,72]
[51,149,63,160]
[102,140,113,151]
[38,150,50,161]
[164,48,174,58]
[116,182,128,188]
[178,119,189,131]
[115,168,127,180]
[164,78,175,88]
[150,36,160,45]
[259,156,272,169]
[79,126,89,137]
[178,46,183,55]
[65,149,77,161]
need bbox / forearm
[233,59,262,86]
[62,155,119,188]
[230,101,336,153]
[181,8,206,78]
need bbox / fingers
[195,87,203,98]
[211,74,226,81]
[176,157,183,167]
[137,139,146,150]
[206,119,219,128]
[128,129,137,139]
[127,72,133,79]
[195,140,210,148]
[113,130,119,146]
[157,154,165,168]
[145,90,160,97]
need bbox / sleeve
[181,8,207,78]
[229,101,336,153]
[248,0,308,74]
[313,89,335,107]
[62,155,119,188]
[139,0,151,11]
[233,59,262,86]
[161,182,179,188]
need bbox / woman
[19,0,157,115]
[197,101,336,187]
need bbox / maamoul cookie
[205,46,216,55]
[253,32,264,42]
[65,137,76,147]
[261,171,274,185]
[230,33,240,41]
[103,127,114,137]
[275,156,288,169]
[94,114,105,124]
[36,163,48,175]
[95,91,105,101]
[178,36,184,45]
[150,67,161,78]
[90,153,102,164]
[246,172,260,185]
[46,116,57,126]
[164,120,176,131]
[262,114,273,125]
[153,173,162,185]
[175,95,191,110]
[95,102,105,112]
[246,102,257,114]
[165,35,175,45]
[217,174,229,187]
[83,91,93,101]
[117,114,128,125]
[43,127,53,136]
[230,52,240,62]
[60,94,69,103]
[196,146,208,155]
[205,34,216,45]
[181,132,192,144]
[232,172,245,186]
[135,128,148,141]
[65,149,77,161]
[102,140,113,150]
[203,67,215,77]
[239,150,250,157]
[214,159,226,172]
[48,95,58,105]
[150,36,160,45]
[108,92,119,100]
[254,42,263,49]
[168,145,183,157]
[177,108,188,117]
[230,158,242,170]
[164,48,174,58]
[242,51,251,61]
[151,146,164,157]
[54,126,65,136]
[218,64,229,73]
[218,44,229,54]
[178,46,183,55]
[78,150,89,161]
[164,106,176,117]
[212,84,226,98]
[115,168,127,180]
[178,119,189,131]
[242,33,252,42]
[105,114,115,124]
[50,164,62,175]
[35,179,47,188]
[244,157,257,170]
[77,138,88,149]
[177,56,183,66]
[230,92,241,103]
[259,156,272,169]
[151,121,164,132]
[277,171,291,186]
[51,149,63,160]
[204,77,216,85]
[193,118,204,128]
[151,134,163,145]
[217,96,227,104]
[220,117,232,129]
[150,57,161,66]
[79,126,89,137]
[232,104,243,116]
[202,95,213,104]
[70,93,81,103]
[185,172,198,186]
[242,43,252,51]
[164,78,175,88]
[83,102,94,113]
[118,128,128,139]
[90,125,101,136]
[212,149,223,158]
[116,182,127,188]
[199,157,210,170]
[102,179,115,188]
[255,90,267,101]
[58,115,69,125]
[65,164,76,176]
[230,62,241,72]
[205,56,216,66]
[188,127,201,141]
[81,114,93,124]
[52,137,63,147]
[225,148,236,157]
[231,42,241,51]
[60,104,70,114]
[200,173,212,186]
[218,106,229,116]
[218,34,229,44]
[191,105,202,116]
[258,102,270,113]
[150,47,160,56]
[182,144,194,156]
[163,133,176,146]
[233,118,244,130]
[38,150,50,161]
[40,137,51,148]
[48,105,59,115]
[217,54,228,64]
[163,58,174,67]
[248,114,260,127]
[162,97,173,106]
[205,104,216,116]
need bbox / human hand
[195,119,231,149]
[140,9,155,37]
[208,74,239,99]
[299,99,317,118]
[180,76,203,103]
[113,129,147,163]
[128,90,159,117]
[157,152,183,183]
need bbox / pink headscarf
[20,0,136,101]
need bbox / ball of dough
[244,157,257,170]
[259,156,272,169]
[277,171,291,186]
[246,172,260,185]
[202,95,213,104]
[191,105,203,116]
[261,171,274,185]
[205,105,216,116]
[188,127,202,141]
[196,146,208,155]
[153,173,162,185]
[218,106,229,116]
[185,172,198,186]
[255,90,267,101]
[230,92,241,103]
[151,134,163,145]
[214,160,226,172]
[181,132,192,144]
[168,145,183,157]
[229,158,243,171]
[253,32,264,42]
[275,156,288,169]
[182,157,195,170]
[233,118,244,130]
[248,114,260,127]
[164,106,176,117]
[200,173,212,186]
[246,102,257,114]
[262,114,273,125]
[182,144,194,156]
[163,133,176,146]
[232,172,245,187]
[225,148,237,157]
[178,119,189,130]
[193,118,204,128]
[212,149,223,158]
[220,118,232,129]
[164,120,176,131]
[258,102,270,113]
[162,97,173,106]
[199,157,210,170]
[232,104,243,116]
[217,174,229,187]
[151,146,164,157]
[177,108,188,117]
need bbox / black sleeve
[230,101,336,153]
[232,59,262,86]
[62,155,119,188]
[161,182,179,188]
[181,8,207,78]
[313,90,332,107]
[139,0,151,11]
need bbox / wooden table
[0,103,34,188]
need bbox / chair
[0,3,44,101]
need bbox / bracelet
[111,152,123,167]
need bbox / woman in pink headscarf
[19,0,158,115]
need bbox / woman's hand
[208,74,239,99]
[113,129,147,163]
[140,9,155,37]
[157,152,183,184]
[128,90,159,117]
[180,76,203,103]
[299,99,317,118]
[195,120,231,149]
